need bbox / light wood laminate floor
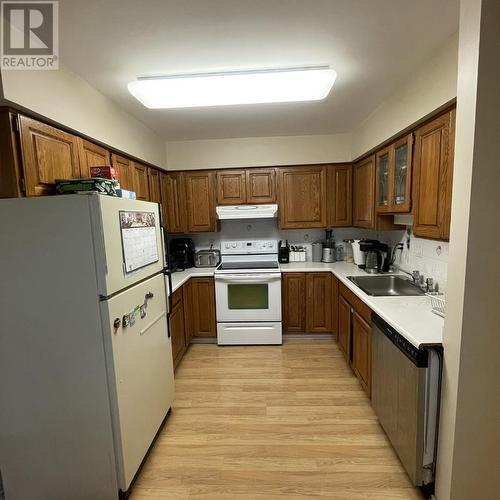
[130,340,423,500]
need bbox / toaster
[194,248,221,268]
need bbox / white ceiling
[59,0,458,141]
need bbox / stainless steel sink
[347,275,425,296]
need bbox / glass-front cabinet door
[375,147,392,212]
[392,133,413,213]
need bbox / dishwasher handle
[372,314,428,367]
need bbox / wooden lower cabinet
[190,277,217,338]
[282,273,306,332]
[338,283,373,397]
[282,272,334,334]
[352,311,372,396]
[338,294,351,358]
[305,273,333,333]
[170,296,186,370]
[168,278,212,370]
[183,280,193,345]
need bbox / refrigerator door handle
[165,270,173,317]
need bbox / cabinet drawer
[339,282,372,324]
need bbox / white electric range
[214,239,282,345]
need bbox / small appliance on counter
[169,237,195,271]
[359,240,390,273]
[321,229,336,263]
[351,239,366,267]
[194,245,221,268]
[312,242,323,262]
[289,245,306,262]
[344,239,354,263]
[278,240,290,263]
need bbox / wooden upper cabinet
[282,273,306,333]
[305,273,333,333]
[391,134,413,213]
[184,171,217,232]
[412,110,455,240]
[0,111,23,198]
[18,115,81,196]
[160,172,186,233]
[328,164,352,227]
[246,168,276,203]
[375,146,393,213]
[190,277,216,338]
[217,167,276,205]
[133,162,150,201]
[111,154,134,191]
[375,134,413,214]
[353,155,375,229]
[77,138,110,178]
[147,168,162,204]
[217,169,246,205]
[277,166,327,229]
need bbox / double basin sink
[347,275,424,297]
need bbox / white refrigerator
[0,194,175,500]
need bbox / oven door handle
[215,273,282,282]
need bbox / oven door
[215,273,282,322]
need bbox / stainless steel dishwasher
[372,314,442,496]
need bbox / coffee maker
[359,240,390,273]
[169,238,195,271]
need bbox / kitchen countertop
[169,267,217,292]
[168,261,444,349]
[280,262,444,349]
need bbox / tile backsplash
[382,228,449,291]
[169,220,449,291]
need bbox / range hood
[216,204,278,220]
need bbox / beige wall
[166,34,458,170]
[352,33,458,159]
[0,65,167,168]
[165,133,352,170]
[436,0,500,498]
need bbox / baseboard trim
[191,338,218,344]
[283,334,335,341]
[190,334,337,344]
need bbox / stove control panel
[220,239,278,254]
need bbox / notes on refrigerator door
[119,211,159,274]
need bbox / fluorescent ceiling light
[128,67,336,109]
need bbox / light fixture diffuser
[128,66,336,109]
